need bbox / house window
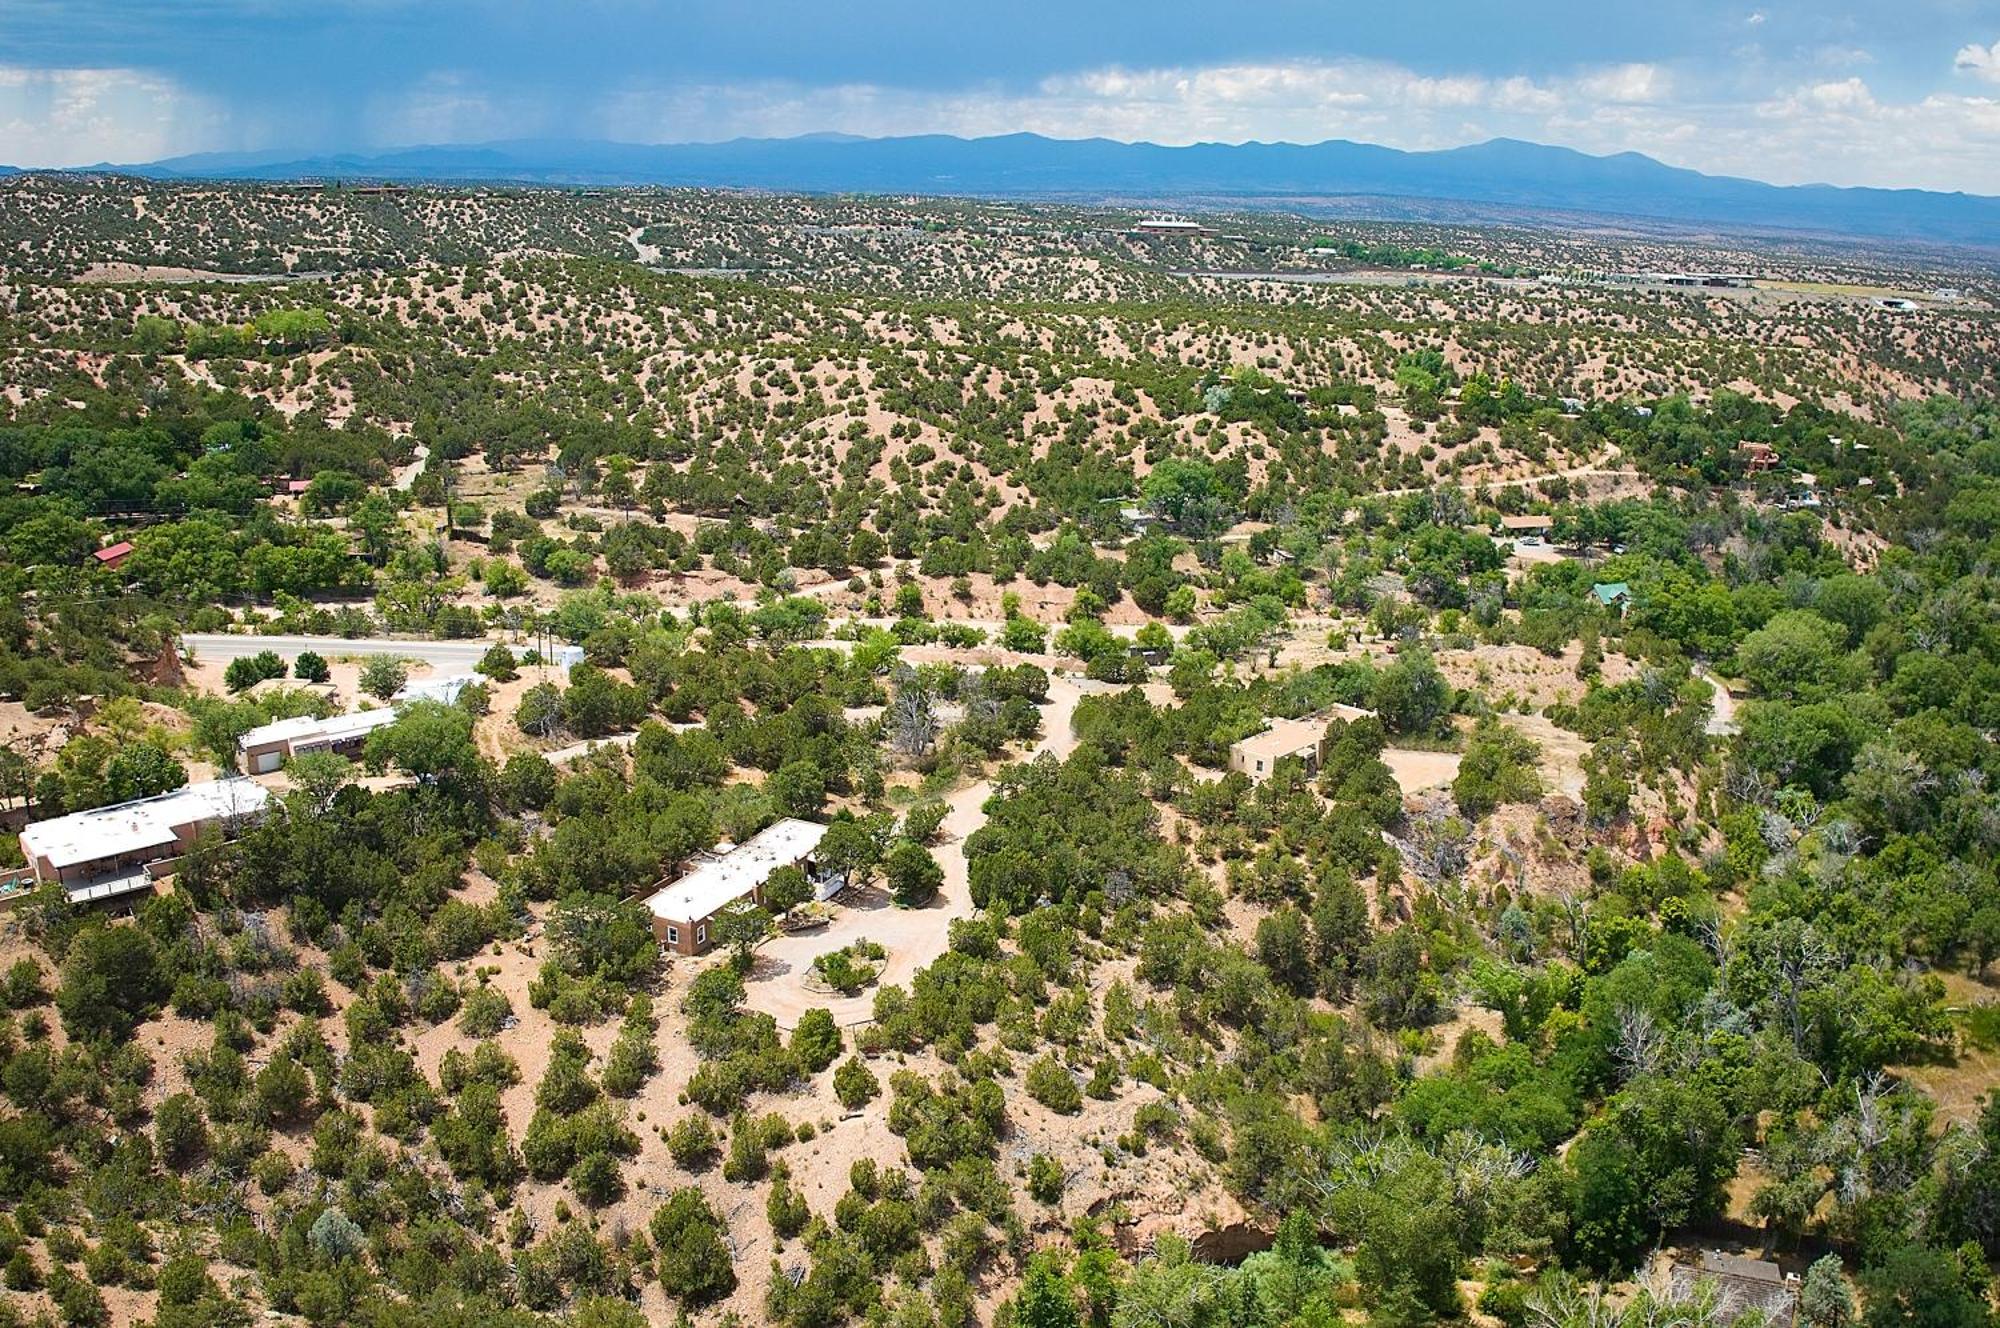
[666,926,680,946]
[1255,760,1264,773]
[696,924,707,947]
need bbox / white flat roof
[395,674,477,705]
[645,818,827,925]
[1233,717,1325,762]
[21,779,272,870]
[238,707,397,752]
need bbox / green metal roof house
[1591,582,1631,609]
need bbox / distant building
[1739,441,1781,474]
[18,780,271,905]
[1592,582,1632,612]
[91,541,135,570]
[1132,217,1218,238]
[238,708,399,773]
[644,818,830,955]
[1500,514,1554,540]
[1668,1252,1797,1325]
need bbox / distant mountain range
[27,132,2000,247]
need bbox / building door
[254,750,282,774]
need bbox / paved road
[182,632,492,672]
[741,672,1096,1028]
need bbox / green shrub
[1024,1055,1082,1115]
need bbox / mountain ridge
[17,131,2000,246]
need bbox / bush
[358,656,409,701]
[791,1008,842,1073]
[884,839,943,909]
[813,947,879,995]
[293,651,330,684]
[767,1165,811,1239]
[1027,1153,1066,1204]
[650,1188,736,1307]
[478,643,519,681]
[834,1056,879,1110]
[667,1116,719,1170]
[902,800,949,845]
[1024,1055,1082,1114]
[224,650,285,692]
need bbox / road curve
[741,673,1094,1028]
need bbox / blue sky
[4,0,2000,191]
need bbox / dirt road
[742,672,1092,1027]
[1694,666,1741,737]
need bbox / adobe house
[1227,704,1372,782]
[237,709,399,774]
[1228,718,1324,781]
[644,818,829,955]
[18,779,271,906]
[1738,441,1781,474]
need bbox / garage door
[254,750,282,774]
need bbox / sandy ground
[1496,712,1591,799]
[1380,747,1462,795]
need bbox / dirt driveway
[741,672,1095,1027]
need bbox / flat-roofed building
[1228,704,1376,782]
[18,779,271,904]
[238,708,399,773]
[1229,717,1325,781]
[644,818,829,955]
[1132,217,1218,237]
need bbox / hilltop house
[1592,582,1632,613]
[91,541,134,570]
[1228,704,1374,782]
[1499,514,1554,544]
[1738,441,1781,474]
[644,818,830,955]
[18,779,272,905]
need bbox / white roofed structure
[644,818,829,954]
[18,779,271,901]
[395,674,478,705]
[237,707,398,772]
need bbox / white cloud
[1957,39,2000,84]
[592,56,2000,193]
[4,46,1998,195]
[0,65,225,166]
[1576,63,1672,104]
